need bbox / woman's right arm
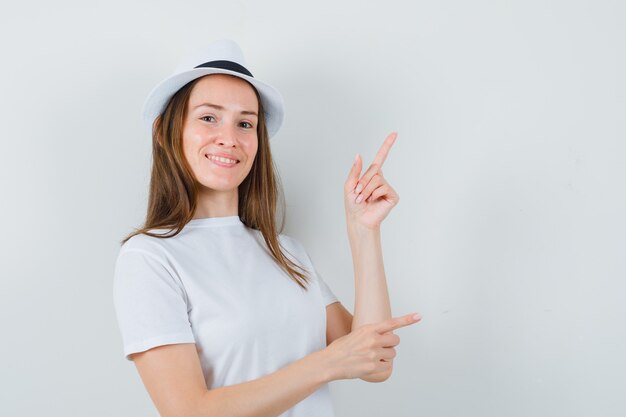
[132,313,420,417]
[132,343,331,417]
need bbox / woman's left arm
[344,132,403,382]
[347,222,391,331]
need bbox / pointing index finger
[372,132,398,168]
[375,312,421,334]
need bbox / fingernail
[356,194,363,204]
[355,184,363,194]
[354,153,358,164]
[412,314,421,320]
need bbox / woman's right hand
[321,313,422,381]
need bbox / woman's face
[182,74,259,194]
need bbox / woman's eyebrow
[193,102,258,116]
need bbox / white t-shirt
[113,215,339,417]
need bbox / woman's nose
[215,122,238,147]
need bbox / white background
[1,1,624,416]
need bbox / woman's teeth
[206,155,238,164]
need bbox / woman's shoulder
[118,230,171,260]
[277,232,303,251]
[277,233,315,263]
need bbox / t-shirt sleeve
[113,248,196,361]
[316,269,339,306]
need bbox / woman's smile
[205,153,240,168]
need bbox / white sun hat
[141,38,285,138]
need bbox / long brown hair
[120,74,311,290]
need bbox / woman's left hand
[344,132,400,229]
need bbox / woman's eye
[241,121,253,129]
[200,115,215,122]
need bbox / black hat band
[194,60,253,77]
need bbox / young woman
[113,39,422,417]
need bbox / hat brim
[142,67,285,138]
